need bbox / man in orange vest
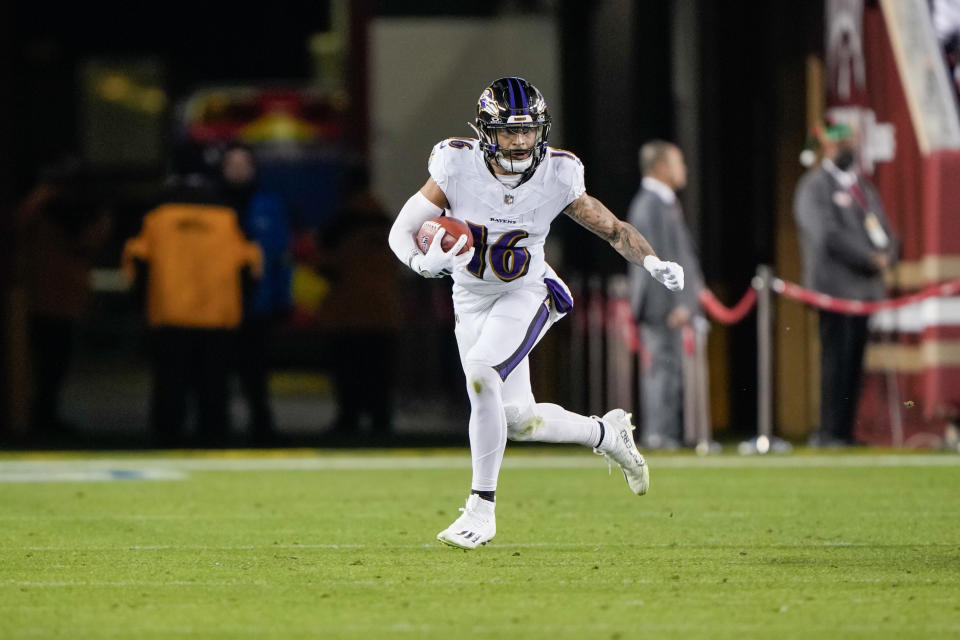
[123,174,262,447]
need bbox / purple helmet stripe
[494,298,551,381]
[516,79,528,111]
[506,79,517,109]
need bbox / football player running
[388,77,684,549]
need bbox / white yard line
[0,451,959,481]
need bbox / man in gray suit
[793,121,897,447]
[628,141,704,449]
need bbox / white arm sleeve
[388,191,444,271]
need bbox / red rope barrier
[602,273,959,333]
[773,279,960,315]
[699,287,758,325]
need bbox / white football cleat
[436,494,496,549]
[594,409,650,495]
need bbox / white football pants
[453,275,602,492]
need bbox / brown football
[414,217,474,255]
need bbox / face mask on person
[834,147,856,171]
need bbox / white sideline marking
[0,452,958,480]
[0,469,185,484]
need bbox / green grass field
[1,449,959,639]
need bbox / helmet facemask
[475,123,548,175]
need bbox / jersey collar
[642,176,676,204]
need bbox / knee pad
[463,362,501,399]
[504,403,542,441]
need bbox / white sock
[464,364,507,492]
[511,403,603,448]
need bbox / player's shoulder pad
[429,138,479,190]
[429,137,480,164]
[547,146,582,166]
[546,146,584,184]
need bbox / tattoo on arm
[562,194,655,265]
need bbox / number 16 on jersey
[466,223,531,282]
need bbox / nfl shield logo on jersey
[504,194,514,205]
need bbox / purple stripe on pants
[493,297,551,381]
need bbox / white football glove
[643,255,684,291]
[411,229,475,278]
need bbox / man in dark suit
[628,141,704,449]
[793,121,897,447]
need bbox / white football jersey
[428,138,585,294]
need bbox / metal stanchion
[693,316,718,455]
[757,265,773,448]
[739,265,791,455]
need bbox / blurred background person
[218,143,293,445]
[313,165,401,442]
[793,120,898,448]
[627,141,704,450]
[123,174,262,447]
[16,158,111,439]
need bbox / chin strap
[496,154,533,174]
